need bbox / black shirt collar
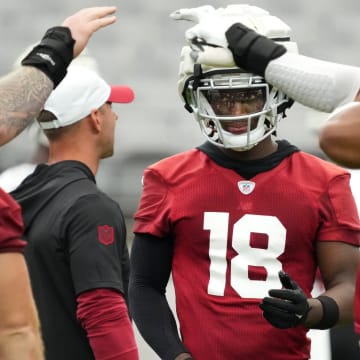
[197,140,299,179]
[35,160,96,183]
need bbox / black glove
[259,271,310,329]
[225,22,286,77]
[21,26,75,87]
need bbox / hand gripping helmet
[177,5,298,151]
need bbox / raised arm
[0,6,116,146]
[171,5,360,113]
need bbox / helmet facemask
[183,66,291,151]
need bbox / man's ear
[89,109,102,132]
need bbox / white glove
[190,47,236,68]
[170,4,269,49]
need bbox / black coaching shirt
[11,160,130,360]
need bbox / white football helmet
[176,5,298,151]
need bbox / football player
[173,3,360,344]
[128,5,360,360]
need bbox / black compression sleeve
[128,233,190,360]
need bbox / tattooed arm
[0,67,53,146]
[0,6,116,147]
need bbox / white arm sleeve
[265,53,360,112]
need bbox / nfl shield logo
[237,181,255,195]
[97,225,115,245]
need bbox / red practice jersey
[134,147,360,360]
[0,188,25,252]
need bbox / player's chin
[101,148,114,159]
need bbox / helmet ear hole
[183,86,194,113]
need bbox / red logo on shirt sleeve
[97,225,115,245]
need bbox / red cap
[109,85,135,103]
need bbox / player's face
[206,88,265,134]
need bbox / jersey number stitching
[204,212,286,298]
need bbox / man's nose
[230,102,247,115]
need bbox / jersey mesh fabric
[134,146,360,360]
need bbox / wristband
[313,295,339,329]
[225,23,286,77]
[21,26,75,87]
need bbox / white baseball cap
[39,66,135,130]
